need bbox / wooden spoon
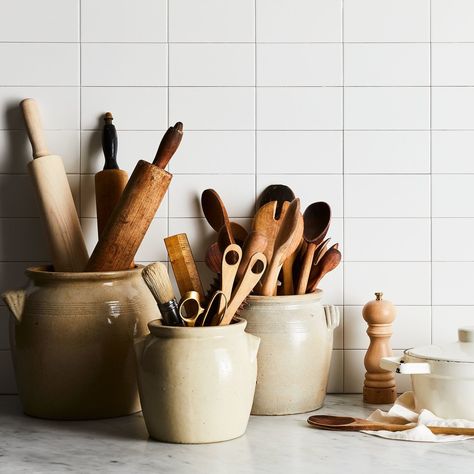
[307,415,474,435]
[217,221,248,251]
[201,189,234,244]
[253,201,285,264]
[260,199,302,296]
[306,247,341,293]
[236,230,268,283]
[295,202,331,295]
[257,184,295,219]
[205,242,223,274]
[216,244,242,320]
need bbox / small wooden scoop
[307,415,474,435]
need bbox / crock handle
[380,356,431,375]
[324,305,340,330]
[2,289,26,324]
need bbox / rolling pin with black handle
[95,113,129,237]
[85,123,183,272]
[21,98,89,272]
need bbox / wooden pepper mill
[362,292,397,404]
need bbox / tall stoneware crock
[134,318,260,443]
[2,265,159,420]
[240,291,339,415]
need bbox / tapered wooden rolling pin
[95,113,129,237]
[86,122,183,272]
[21,98,89,272]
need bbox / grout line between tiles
[429,0,433,345]
[341,0,345,393]
[78,0,82,218]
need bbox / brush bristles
[142,262,175,304]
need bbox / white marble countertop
[0,394,472,473]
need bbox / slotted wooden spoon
[307,415,474,435]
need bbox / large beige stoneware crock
[134,318,260,444]
[240,291,339,415]
[2,265,159,420]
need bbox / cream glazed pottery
[134,318,260,444]
[240,291,339,415]
[2,265,159,420]
[381,326,474,420]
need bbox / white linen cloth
[362,391,474,442]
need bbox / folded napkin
[362,392,474,442]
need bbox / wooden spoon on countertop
[307,415,474,435]
[201,189,234,245]
[260,199,302,296]
[295,202,331,295]
[306,246,341,293]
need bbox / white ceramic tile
[0,44,79,86]
[257,88,342,130]
[432,0,474,42]
[432,44,474,86]
[0,130,79,174]
[432,175,474,217]
[257,131,342,174]
[0,308,10,349]
[0,262,33,301]
[256,0,342,42]
[344,262,431,305]
[0,351,16,394]
[432,132,474,173]
[433,219,474,261]
[80,174,167,219]
[344,131,430,174]
[257,44,342,86]
[80,218,98,256]
[345,219,430,262]
[318,264,343,306]
[432,262,474,305]
[81,44,167,87]
[169,0,254,42]
[169,88,255,130]
[257,175,343,218]
[344,306,431,350]
[0,87,79,130]
[170,131,255,174]
[0,0,78,42]
[432,306,474,345]
[81,0,167,42]
[81,130,165,174]
[81,87,167,131]
[344,349,412,394]
[134,219,168,262]
[168,175,255,218]
[344,44,429,86]
[327,350,343,394]
[0,175,79,218]
[0,219,49,261]
[432,87,474,130]
[345,175,430,218]
[170,44,254,86]
[344,0,430,42]
[344,87,430,130]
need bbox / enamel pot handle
[380,356,431,375]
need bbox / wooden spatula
[260,199,302,296]
[307,415,474,435]
[252,201,284,265]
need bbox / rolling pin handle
[20,98,49,159]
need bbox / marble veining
[0,395,472,473]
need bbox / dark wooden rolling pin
[95,113,129,237]
[85,122,183,272]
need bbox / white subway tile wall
[0,0,472,394]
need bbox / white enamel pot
[381,326,474,420]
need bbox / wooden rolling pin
[21,98,89,272]
[86,123,183,272]
[95,113,129,237]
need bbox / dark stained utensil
[295,202,331,295]
[201,189,234,244]
[205,242,223,274]
[306,246,341,293]
[217,221,248,251]
[257,184,295,219]
[307,415,474,435]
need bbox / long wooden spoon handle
[219,244,242,316]
[295,242,316,294]
[20,98,49,158]
[260,260,282,296]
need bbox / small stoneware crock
[2,265,159,420]
[381,326,474,420]
[240,291,339,415]
[134,318,260,444]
